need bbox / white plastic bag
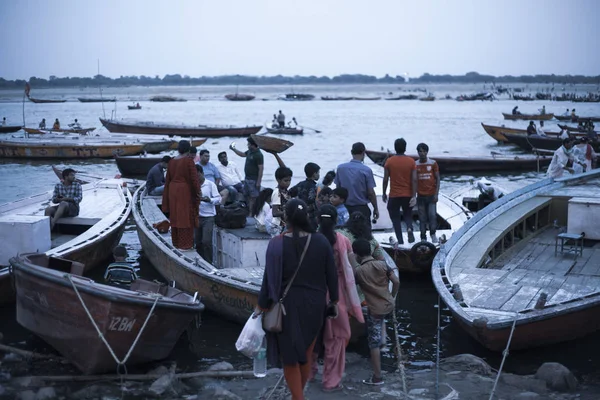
[235,314,266,358]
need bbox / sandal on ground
[322,384,343,392]
[362,376,384,385]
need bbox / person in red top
[415,143,440,243]
[382,138,417,244]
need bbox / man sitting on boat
[271,114,279,129]
[512,106,521,115]
[44,168,83,230]
[39,119,46,129]
[52,118,60,130]
[526,121,537,136]
[536,120,548,137]
[217,151,244,204]
[69,119,82,130]
[476,178,504,210]
[146,155,171,196]
[104,245,137,288]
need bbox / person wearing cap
[334,142,379,224]
[146,155,171,196]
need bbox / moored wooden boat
[10,252,203,374]
[558,124,596,133]
[99,118,262,138]
[385,94,418,100]
[321,96,353,101]
[502,113,555,121]
[352,96,381,100]
[116,156,165,178]
[0,125,23,133]
[419,96,436,101]
[365,149,552,173]
[555,115,600,123]
[0,139,156,159]
[432,170,600,351]
[78,97,116,103]
[28,97,66,104]
[24,127,97,135]
[265,126,304,135]
[149,96,187,102]
[225,94,255,101]
[501,132,600,153]
[282,93,314,101]
[128,105,142,110]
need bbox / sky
[0,0,599,80]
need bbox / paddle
[293,118,321,133]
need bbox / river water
[1,84,599,385]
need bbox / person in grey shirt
[146,155,171,195]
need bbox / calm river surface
[1,84,599,385]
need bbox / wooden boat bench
[452,196,552,270]
[554,232,584,258]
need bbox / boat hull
[0,268,14,305]
[100,118,262,138]
[12,255,201,374]
[78,98,116,103]
[24,127,96,135]
[116,156,162,178]
[28,97,66,104]
[0,141,147,159]
[265,127,304,135]
[502,113,555,121]
[0,125,23,133]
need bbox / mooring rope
[391,303,408,394]
[435,295,442,400]
[488,312,519,400]
[67,274,160,374]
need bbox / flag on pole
[25,82,31,97]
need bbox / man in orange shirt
[382,138,417,244]
[415,143,440,243]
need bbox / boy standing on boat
[44,168,82,230]
[415,143,440,243]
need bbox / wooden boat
[321,96,353,101]
[0,268,13,305]
[99,118,263,138]
[28,97,66,104]
[365,149,552,173]
[0,179,131,305]
[555,115,600,123]
[149,96,187,102]
[558,124,596,133]
[368,167,472,273]
[115,156,166,178]
[432,170,600,351]
[501,132,600,153]
[502,113,555,121]
[11,253,203,374]
[282,93,314,101]
[225,94,255,101]
[128,105,142,110]
[352,96,381,100]
[24,127,96,135]
[133,184,396,323]
[385,94,418,100]
[448,179,510,213]
[265,126,304,135]
[78,97,116,103]
[0,139,156,159]
[0,125,23,133]
[420,96,436,101]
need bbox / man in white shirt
[217,151,244,204]
[547,138,577,179]
[195,165,221,263]
[536,120,548,137]
[476,178,504,210]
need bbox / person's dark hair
[113,245,128,259]
[319,187,333,198]
[196,164,204,174]
[394,138,407,154]
[416,143,429,152]
[352,238,371,257]
[288,186,299,198]
[285,198,315,256]
[190,146,198,155]
[304,162,320,178]
[252,188,273,218]
[177,140,191,154]
[218,151,227,158]
[275,167,293,180]
[200,149,210,156]
[529,121,534,125]
[247,137,257,147]
[161,155,172,163]
[62,168,75,179]
[332,187,348,201]
[322,170,336,186]
[351,142,366,155]
[345,211,373,240]
[318,204,338,247]
[562,137,572,145]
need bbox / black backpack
[215,202,249,229]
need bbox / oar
[294,118,321,133]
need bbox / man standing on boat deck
[39,119,46,129]
[44,168,82,230]
[277,110,285,128]
[230,137,264,212]
[415,143,440,243]
[382,138,417,244]
[335,142,379,224]
[217,151,244,204]
[146,155,171,196]
[547,138,577,179]
[195,164,221,263]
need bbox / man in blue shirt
[334,142,379,224]
[146,156,171,196]
[197,149,221,186]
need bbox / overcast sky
[1,0,598,80]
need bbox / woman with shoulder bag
[256,198,338,400]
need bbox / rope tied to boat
[435,295,442,400]
[66,274,160,375]
[392,302,408,394]
[488,312,519,400]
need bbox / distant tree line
[0,71,598,89]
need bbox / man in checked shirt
[44,168,83,230]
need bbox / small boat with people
[365,149,552,173]
[23,127,97,135]
[0,177,132,305]
[502,112,555,121]
[0,125,23,134]
[432,170,600,351]
[10,252,204,374]
[128,103,142,110]
[99,118,263,138]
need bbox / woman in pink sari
[313,204,364,392]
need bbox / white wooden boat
[0,179,132,304]
[432,170,600,351]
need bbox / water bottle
[253,337,267,378]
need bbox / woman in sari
[311,204,364,392]
[162,140,200,250]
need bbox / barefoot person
[44,168,82,230]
